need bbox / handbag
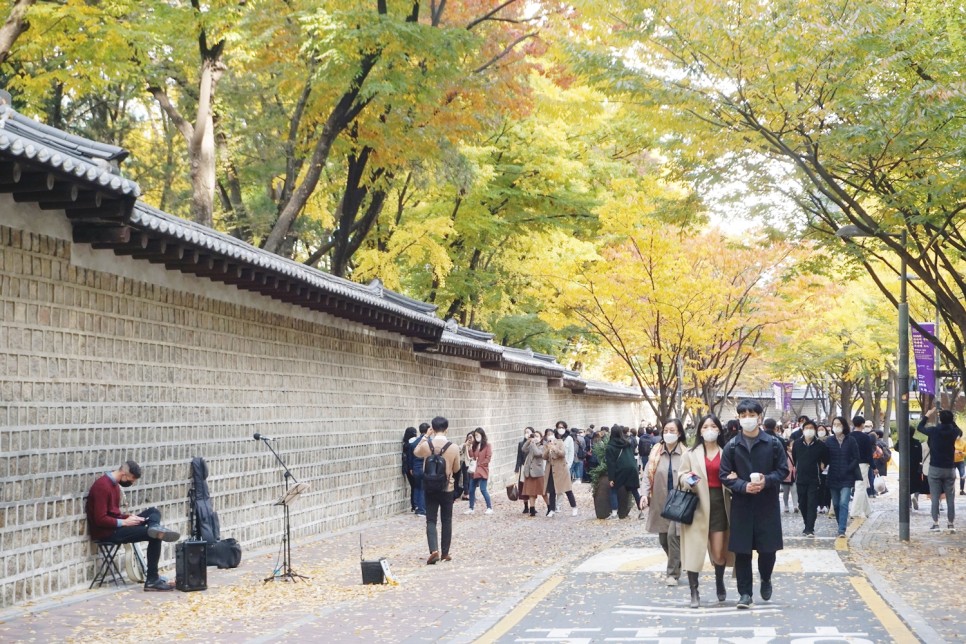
[467,458,478,474]
[505,472,519,501]
[659,460,698,525]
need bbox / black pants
[546,468,576,512]
[106,507,163,580]
[424,489,454,557]
[405,472,417,511]
[797,482,819,532]
[734,551,776,597]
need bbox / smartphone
[685,473,701,486]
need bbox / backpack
[575,438,587,461]
[423,440,452,493]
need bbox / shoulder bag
[660,453,698,525]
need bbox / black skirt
[708,486,728,532]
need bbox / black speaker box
[176,540,207,592]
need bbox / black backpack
[423,441,452,493]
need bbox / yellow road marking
[850,576,918,644]
[835,535,848,551]
[476,574,563,644]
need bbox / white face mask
[818,430,827,438]
[663,433,679,445]
[702,429,719,443]
[739,417,758,432]
[832,425,843,435]
[803,429,816,441]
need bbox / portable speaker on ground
[360,559,386,585]
[176,540,207,592]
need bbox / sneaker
[801,529,809,536]
[783,507,790,513]
[484,508,493,515]
[427,551,440,565]
[571,508,579,517]
[665,576,679,586]
[736,594,753,609]
[546,510,556,518]
[930,523,940,531]
[837,531,846,538]
[948,524,956,533]
[912,495,919,510]
[146,526,181,543]
[608,510,618,520]
[806,531,815,538]
[959,490,965,496]
[463,508,475,515]
[144,577,175,592]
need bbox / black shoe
[760,578,772,601]
[522,506,530,514]
[144,577,175,592]
[714,564,726,602]
[529,508,536,517]
[147,526,180,542]
[737,594,753,609]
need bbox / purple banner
[772,382,794,412]
[911,322,936,396]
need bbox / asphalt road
[483,513,914,644]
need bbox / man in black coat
[720,399,790,610]
[791,419,829,536]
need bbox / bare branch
[473,32,538,74]
[466,0,519,30]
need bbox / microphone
[253,433,279,441]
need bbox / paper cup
[750,473,763,484]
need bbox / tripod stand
[257,437,310,583]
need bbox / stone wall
[0,200,641,608]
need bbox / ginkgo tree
[570,0,966,385]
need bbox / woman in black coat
[605,425,643,517]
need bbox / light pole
[836,225,910,541]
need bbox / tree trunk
[0,0,35,65]
[863,373,873,420]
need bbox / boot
[687,571,700,608]
[714,564,726,602]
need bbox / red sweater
[86,474,128,540]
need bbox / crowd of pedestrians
[400,401,962,609]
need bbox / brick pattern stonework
[0,216,639,608]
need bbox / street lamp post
[836,225,910,541]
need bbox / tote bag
[659,461,698,525]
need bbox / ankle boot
[687,571,700,608]
[714,564,726,601]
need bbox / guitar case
[190,457,242,568]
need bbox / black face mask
[119,480,134,488]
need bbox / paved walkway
[0,472,961,643]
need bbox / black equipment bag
[206,537,242,569]
[190,457,221,543]
[189,457,242,568]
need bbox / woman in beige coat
[678,414,734,608]
[545,428,577,517]
[641,419,688,586]
[521,431,549,517]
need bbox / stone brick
[0,214,641,608]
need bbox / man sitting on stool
[86,460,181,591]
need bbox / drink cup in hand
[750,473,763,484]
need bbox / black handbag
[659,459,698,525]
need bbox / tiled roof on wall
[0,92,642,401]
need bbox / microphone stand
[257,437,309,583]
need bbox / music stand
[257,437,310,583]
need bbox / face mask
[702,429,719,443]
[663,433,678,444]
[739,417,758,432]
[832,425,843,435]
[119,480,134,488]
[803,429,816,441]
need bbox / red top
[705,451,722,489]
[86,473,128,540]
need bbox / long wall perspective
[0,200,641,608]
